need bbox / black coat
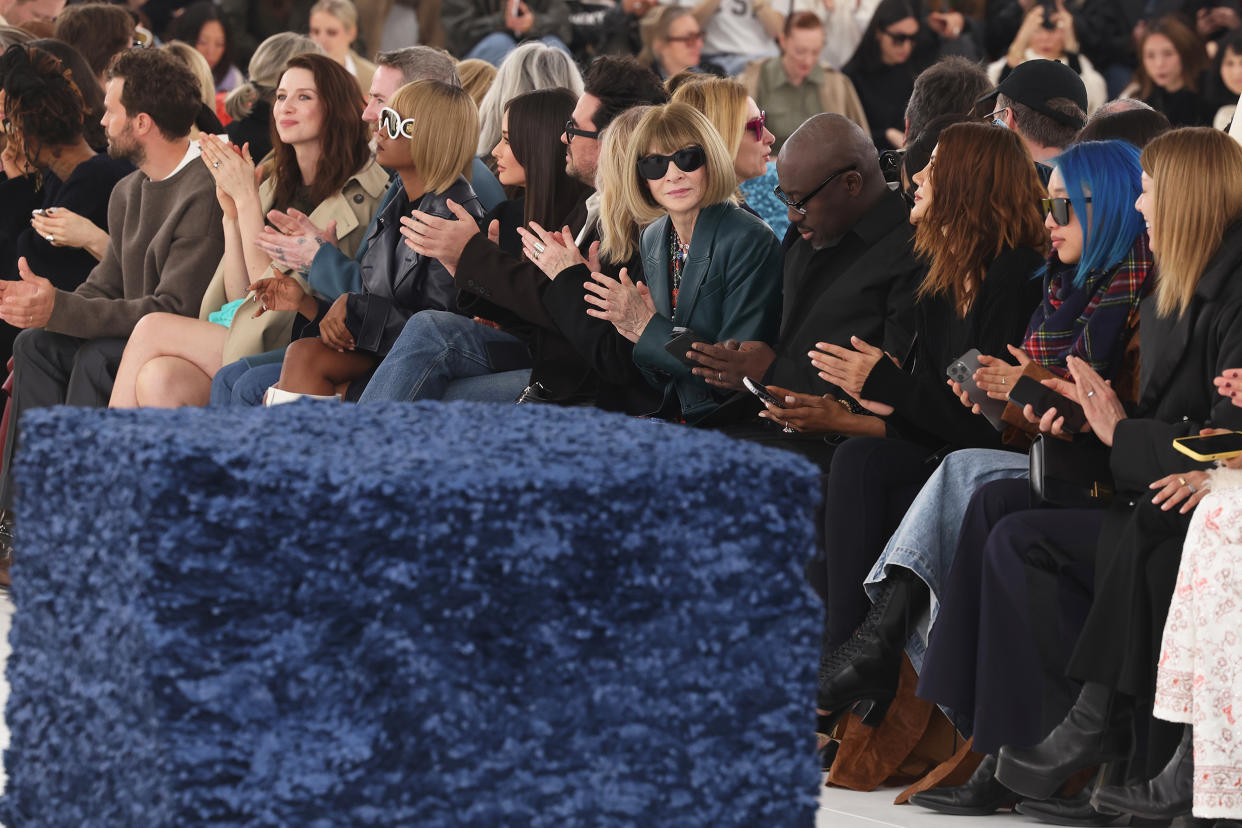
[1109,220,1242,494]
[455,196,606,402]
[862,245,1046,452]
[344,176,484,357]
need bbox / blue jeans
[211,357,282,406]
[358,311,531,403]
[862,447,1030,671]
[465,32,571,67]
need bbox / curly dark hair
[108,47,201,140]
[583,55,667,133]
[0,44,87,170]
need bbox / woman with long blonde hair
[670,77,774,195]
[990,128,1242,811]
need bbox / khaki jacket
[199,160,390,364]
[738,58,870,144]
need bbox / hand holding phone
[1173,431,1242,462]
[664,327,712,368]
[743,376,784,409]
[1008,375,1088,433]
[946,349,1007,430]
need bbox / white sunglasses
[379,106,415,140]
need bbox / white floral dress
[1154,468,1242,818]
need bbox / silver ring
[1086,390,1096,398]
[212,161,221,169]
[1001,377,1006,385]
[717,371,724,382]
[532,241,546,256]
[45,233,53,243]
[1187,483,1197,494]
[783,420,794,433]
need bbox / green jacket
[633,202,782,423]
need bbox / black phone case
[1008,375,1088,433]
[664,330,711,368]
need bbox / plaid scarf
[1022,233,1154,379]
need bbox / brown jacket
[47,153,224,340]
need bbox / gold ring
[1178,477,1187,486]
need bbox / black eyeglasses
[772,164,858,215]
[637,145,706,179]
[564,119,599,143]
[1041,196,1091,226]
[882,28,918,45]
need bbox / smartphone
[1173,432,1242,462]
[945,349,1007,431]
[664,327,712,368]
[30,208,45,217]
[1008,374,1088,433]
[1039,0,1058,28]
[743,376,784,409]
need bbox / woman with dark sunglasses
[670,77,775,215]
[844,0,926,149]
[584,101,781,424]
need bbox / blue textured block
[3,402,821,826]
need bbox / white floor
[818,782,1031,827]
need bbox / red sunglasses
[746,111,766,142]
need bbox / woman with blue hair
[813,140,1154,771]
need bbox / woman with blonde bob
[109,53,387,409]
[670,77,774,196]
[584,101,782,424]
[255,80,486,400]
[988,128,1242,811]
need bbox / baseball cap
[976,59,1088,129]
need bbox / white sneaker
[261,387,342,406]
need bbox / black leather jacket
[344,175,484,356]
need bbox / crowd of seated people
[0,0,1240,824]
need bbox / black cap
[976,59,1088,129]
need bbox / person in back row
[0,47,225,526]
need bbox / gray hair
[224,33,322,121]
[1094,97,1154,117]
[375,46,461,86]
[476,41,584,157]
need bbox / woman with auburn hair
[108,53,387,408]
[905,128,1242,818]
[1123,16,1213,126]
[670,77,775,199]
[806,122,1046,745]
[582,101,782,423]
[255,80,485,401]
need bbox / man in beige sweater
[0,48,225,517]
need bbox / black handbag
[1028,433,1114,508]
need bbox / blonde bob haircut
[1140,127,1242,317]
[619,102,737,227]
[389,79,480,195]
[597,105,653,265]
[669,77,748,165]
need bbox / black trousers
[821,436,937,648]
[1066,495,1190,775]
[0,328,125,510]
[917,479,1104,753]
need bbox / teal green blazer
[632,202,782,423]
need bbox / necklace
[669,226,690,310]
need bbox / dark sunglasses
[1041,196,1091,226]
[745,110,766,142]
[882,28,918,45]
[637,145,707,179]
[666,31,705,43]
[564,119,599,143]
[772,163,857,215]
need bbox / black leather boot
[815,567,928,728]
[909,754,1017,815]
[1092,725,1193,819]
[995,682,1134,800]
[1014,789,1125,827]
